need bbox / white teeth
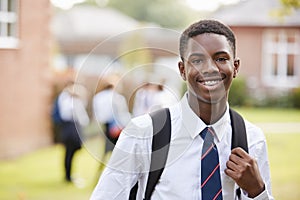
[204,80,219,86]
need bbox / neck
[187,92,227,125]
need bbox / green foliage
[291,87,300,108]
[270,0,300,20]
[259,93,294,108]
[281,0,300,8]
[249,88,300,109]
[105,0,198,28]
[228,77,248,106]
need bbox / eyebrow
[214,51,231,56]
[188,53,205,58]
[188,51,231,58]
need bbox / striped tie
[201,127,223,200]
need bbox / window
[262,29,300,88]
[0,0,18,48]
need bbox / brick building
[0,0,53,159]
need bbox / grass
[234,107,300,122]
[266,133,300,200]
[0,139,103,200]
[0,108,299,199]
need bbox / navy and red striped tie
[201,127,223,200]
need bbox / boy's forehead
[185,33,233,55]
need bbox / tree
[83,0,200,29]
[281,0,300,8]
[271,0,300,18]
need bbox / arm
[90,115,153,200]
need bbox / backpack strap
[129,108,171,200]
[229,108,248,153]
[144,108,171,200]
[229,108,248,199]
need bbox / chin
[188,90,223,104]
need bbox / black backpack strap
[144,108,171,200]
[229,108,248,153]
[129,182,138,200]
[229,108,248,200]
[129,108,171,200]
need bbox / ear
[178,61,186,81]
[233,58,240,78]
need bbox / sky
[51,0,241,11]
[50,0,85,10]
[186,0,240,11]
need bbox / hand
[225,147,265,198]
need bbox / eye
[190,57,205,65]
[191,59,202,64]
[216,57,228,63]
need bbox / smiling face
[179,33,240,105]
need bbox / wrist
[247,184,265,198]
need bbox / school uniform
[90,94,273,200]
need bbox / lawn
[0,139,103,200]
[234,107,300,122]
[266,133,300,200]
[0,108,299,199]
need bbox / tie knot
[200,127,215,143]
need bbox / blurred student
[57,82,89,182]
[92,79,131,157]
[132,82,177,117]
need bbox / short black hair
[179,19,236,61]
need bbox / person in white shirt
[90,19,273,200]
[93,82,131,153]
[132,83,177,117]
[58,82,89,182]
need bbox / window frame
[0,0,19,49]
[262,29,300,88]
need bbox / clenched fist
[225,147,265,198]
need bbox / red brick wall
[231,27,263,87]
[0,0,54,159]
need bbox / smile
[202,80,220,86]
[197,76,224,87]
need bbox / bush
[229,77,248,106]
[291,87,300,108]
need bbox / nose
[201,58,219,74]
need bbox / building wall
[231,27,263,89]
[232,26,300,95]
[0,0,53,159]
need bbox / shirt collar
[180,93,230,142]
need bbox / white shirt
[93,89,131,127]
[90,94,273,200]
[58,90,89,126]
[132,87,178,117]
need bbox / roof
[210,0,300,26]
[51,5,180,56]
[51,5,139,42]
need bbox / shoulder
[94,90,111,99]
[114,114,153,157]
[121,114,153,139]
[244,119,267,148]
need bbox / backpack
[51,96,64,125]
[129,107,248,200]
